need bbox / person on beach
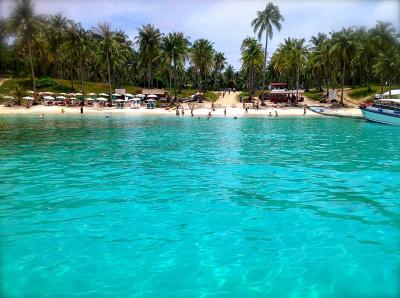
[176,108,179,116]
[181,108,185,116]
[269,112,272,117]
[224,108,227,116]
[80,100,84,114]
[275,111,278,117]
[303,106,307,116]
[61,108,64,114]
[223,92,225,98]
[245,107,248,114]
[191,107,194,117]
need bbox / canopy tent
[135,94,145,98]
[147,94,157,98]
[56,96,66,100]
[43,96,55,100]
[87,92,96,96]
[97,97,108,101]
[22,96,34,100]
[98,93,108,96]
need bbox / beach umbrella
[2,95,14,99]
[87,92,96,96]
[43,91,53,95]
[86,98,95,101]
[115,99,124,102]
[135,94,145,98]
[56,96,66,100]
[69,97,77,100]
[22,96,34,100]
[59,92,67,95]
[74,92,83,96]
[97,97,108,101]
[26,90,34,94]
[147,94,157,98]
[112,93,120,97]
[125,93,134,97]
[67,93,75,96]
[98,93,108,96]
[43,96,55,100]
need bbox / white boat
[360,90,400,126]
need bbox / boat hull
[361,108,400,126]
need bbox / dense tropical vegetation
[1,0,399,106]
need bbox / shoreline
[0,105,363,118]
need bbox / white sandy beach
[0,104,363,118]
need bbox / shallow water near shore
[1,115,399,298]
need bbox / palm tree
[8,0,37,100]
[373,46,400,97]
[190,39,215,92]
[251,2,284,99]
[96,22,119,103]
[135,24,162,87]
[161,32,190,94]
[224,64,236,88]
[241,37,264,100]
[329,28,359,106]
[213,52,226,89]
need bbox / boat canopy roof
[383,89,400,96]
[377,98,400,104]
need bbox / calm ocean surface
[0,115,399,298]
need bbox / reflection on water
[0,115,399,298]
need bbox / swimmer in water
[105,112,110,118]
[234,116,238,119]
[61,108,65,114]
[39,114,45,118]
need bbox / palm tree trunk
[389,73,391,97]
[27,36,37,102]
[262,35,268,101]
[106,52,112,103]
[340,61,345,106]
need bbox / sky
[1,0,399,69]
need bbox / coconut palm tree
[135,24,162,87]
[190,39,215,92]
[329,28,359,106]
[373,46,400,97]
[213,52,226,88]
[96,22,119,102]
[161,32,190,93]
[251,2,284,99]
[224,64,236,89]
[241,37,264,100]
[8,0,38,100]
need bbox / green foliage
[305,89,324,101]
[204,91,218,102]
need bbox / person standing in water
[191,107,194,117]
[181,108,185,116]
[80,100,84,114]
[275,111,278,117]
[224,108,227,117]
[176,108,179,116]
[303,105,307,116]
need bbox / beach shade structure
[2,95,14,99]
[22,96,34,100]
[43,96,55,100]
[87,92,96,96]
[74,93,83,97]
[67,93,75,97]
[43,91,53,95]
[125,93,134,97]
[56,96,66,100]
[26,90,34,94]
[98,93,108,97]
[59,92,67,96]
[114,99,124,102]
[97,97,108,101]
[86,98,95,101]
[135,94,145,98]
[147,94,157,98]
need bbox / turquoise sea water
[0,115,399,298]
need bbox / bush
[35,77,57,88]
